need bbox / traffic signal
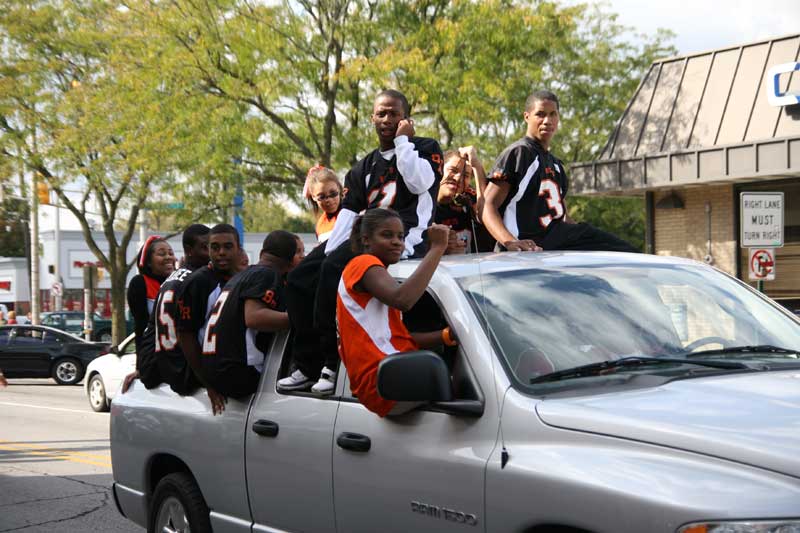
[36,181,50,205]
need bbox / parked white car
[84,333,136,412]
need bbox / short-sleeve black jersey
[150,267,202,394]
[200,265,285,397]
[435,189,496,253]
[342,137,442,258]
[175,265,228,344]
[488,136,569,242]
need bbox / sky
[599,0,800,56]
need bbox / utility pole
[30,171,40,325]
[54,201,62,311]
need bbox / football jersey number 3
[202,291,230,355]
[538,178,565,228]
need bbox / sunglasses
[314,191,340,202]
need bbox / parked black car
[0,325,110,385]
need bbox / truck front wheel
[149,472,211,533]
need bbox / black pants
[158,355,201,396]
[210,364,260,400]
[539,222,639,253]
[285,241,356,378]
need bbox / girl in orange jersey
[336,208,454,416]
[304,165,343,243]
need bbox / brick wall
[653,184,737,275]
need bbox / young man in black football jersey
[201,231,296,399]
[435,147,495,254]
[122,224,210,393]
[280,89,443,394]
[174,224,240,414]
[483,90,638,253]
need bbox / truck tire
[87,374,110,412]
[149,472,212,533]
[95,330,112,343]
[52,358,84,385]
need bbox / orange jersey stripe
[336,254,418,417]
[316,212,338,242]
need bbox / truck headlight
[678,522,800,533]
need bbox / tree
[142,0,671,244]
[242,194,315,234]
[0,197,28,258]
[0,0,236,343]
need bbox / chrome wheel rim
[99,332,112,342]
[155,496,190,533]
[56,361,78,383]
[89,378,105,408]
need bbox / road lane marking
[0,441,112,468]
[0,441,110,461]
[0,400,106,415]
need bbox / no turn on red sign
[748,248,775,281]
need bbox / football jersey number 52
[202,291,231,355]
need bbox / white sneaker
[277,369,312,391]
[311,367,336,395]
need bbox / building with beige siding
[571,33,800,312]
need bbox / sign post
[741,192,783,293]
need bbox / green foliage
[569,196,646,252]
[0,197,28,257]
[243,195,315,234]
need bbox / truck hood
[536,370,800,478]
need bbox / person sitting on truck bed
[200,230,296,400]
[127,236,176,353]
[122,224,210,393]
[173,224,241,415]
[336,208,456,417]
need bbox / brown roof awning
[572,34,800,194]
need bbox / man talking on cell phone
[279,89,444,396]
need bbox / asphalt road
[0,379,142,533]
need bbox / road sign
[51,282,63,296]
[748,248,775,281]
[740,192,783,248]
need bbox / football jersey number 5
[538,179,565,228]
[155,290,177,352]
[202,291,230,355]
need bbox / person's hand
[445,229,467,255]
[427,223,450,251]
[459,145,478,165]
[121,371,139,393]
[503,239,542,252]
[208,387,227,415]
[0,373,7,388]
[395,118,415,138]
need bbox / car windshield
[458,262,800,391]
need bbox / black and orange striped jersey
[488,136,569,242]
[200,265,284,397]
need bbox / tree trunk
[110,250,130,346]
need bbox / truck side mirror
[377,351,453,402]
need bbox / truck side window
[402,292,482,404]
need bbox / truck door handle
[252,420,279,438]
[336,432,371,452]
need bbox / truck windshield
[457,263,800,390]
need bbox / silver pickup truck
[111,252,800,533]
